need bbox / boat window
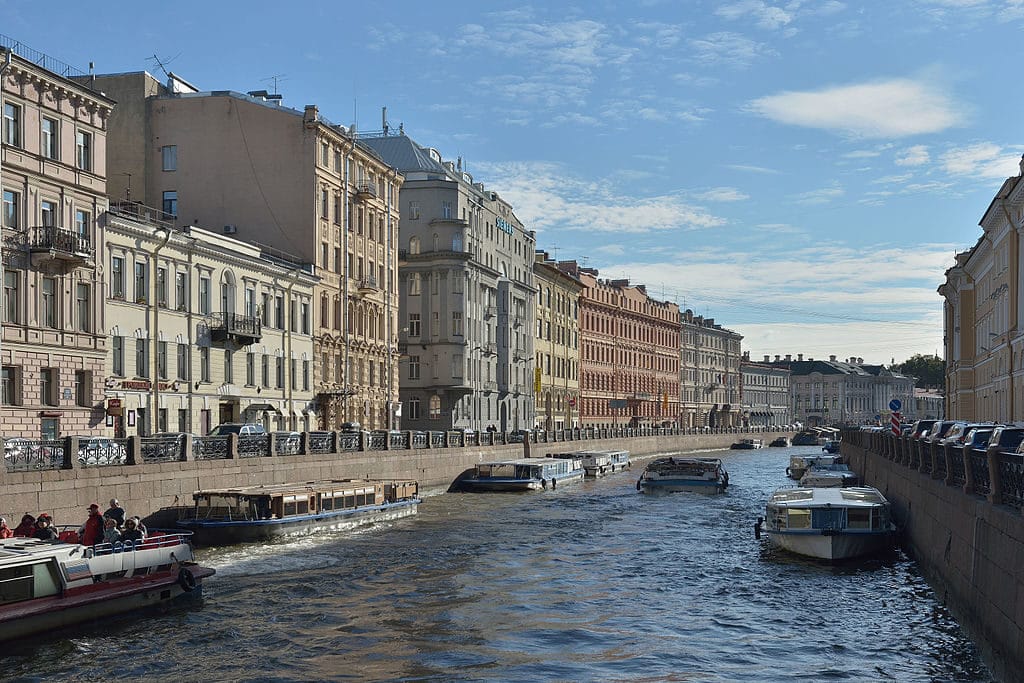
[0,562,58,604]
[197,494,248,520]
[787,509,812,529]
[848,508,871,530]
[770,510,787,529]
[283,495,310,517]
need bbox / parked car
[961,427,995,457]
[940,422,992,448]
[910,419,938,440]
[986,426,1024,455]
[340,422,363,433]
[924,420,960,444]
[508,429,530,443]
[207,423,267,437]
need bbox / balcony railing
[107,201,176,231]
[355,183,377,200]
[358,276,378,293]
[208,312,262,346]
[479,342,497,357]
[27,226,93,262]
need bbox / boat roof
[768,486,887,507]
[193,479,411,497]
[479,458,563,466]
[0,538,79,566]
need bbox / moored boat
[791,430,823,446]
[637,457,729,494]
[457,457,584,492]
[177,479,420,545]
[786,454,840,480]
[730,438,763,450]
[799,464,858,488]
[769,437,789,447]
[0,532,213,641]
[559,449,631,476]
[822,439,842,454]
[756,486,895,561]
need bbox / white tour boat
[456,457,584,492]
[562,449,631,477]
[637,457,729,494]
[0,532,213,641]
[786,453,841,480]
[799,463,858,488]
[756,486,895,561]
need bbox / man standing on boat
[104,499,126,529]
[81,504,104,546]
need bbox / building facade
[533,252,582,430]
[560,264,680,429]
[739,354,791,427]
[87,73,402,430]
[362,133,536,432]
[1,45,113,438]
[103,208,317,436]
[679,311,743,428]
[939,161,1022,423]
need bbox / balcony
[482,380,498,393]
[107,201,176,231]
[355,183,377,201]
[484,306,496,319]
[358,276,378,294]
[478,342,497,357]
[27,226,93,264]
[208,312,262,346]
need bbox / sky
[5,0,1019,365]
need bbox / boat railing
[87,530,194,559]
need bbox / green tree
[894,354,945,388]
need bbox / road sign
[889,399,902,412]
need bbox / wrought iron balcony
[358,276,378,293]
[208,312,262,346]
[355,183,377,200]
[27,226,93,262]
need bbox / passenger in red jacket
[80,504,104,546]
[12,514,35,537]
[0,517,12,539]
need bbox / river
[4,445,992,682]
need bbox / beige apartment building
[679,311,743,428]
[86,72,402,430]
[1,44,113,438]
[103,206,317,436]
[739,354,791,427]
[533,252,582,430]
[940,159,1022,422]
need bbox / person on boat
[104,498,125,529]
[120,518,145,545]
[102,518,121,545]
[80,504,104,546]
[0,518,12,539]
[131,516,148,535]
[32,516,59,542]
[12,514,35,537]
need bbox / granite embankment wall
[1,431,769,530]
[843,432,1024,683]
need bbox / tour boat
[177,479,420,545]
[730,438,763,450]
[822,439,842,454]
[558,449,631,477]
[799,463,858,488]
[0,532,213,641]
[791,431,823,446]
[769,437,790,447]
[455,457,584,492]
[786,454,841,480]
[756,486,895,561]
[636,457,729,494]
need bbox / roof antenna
[260,74,287,95]
[382,106,389,135]
[147,53,178,82]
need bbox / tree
[894,354,945,388]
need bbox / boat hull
[0,565,213,642]
[767,530,892,561]
[178,499,419,546]
[639,478,726,494]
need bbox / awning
[244,403,281,414]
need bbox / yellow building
[103,207,318,435]
[533,252,582,430]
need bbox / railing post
[267,433,278,457]
[987,450,1003,505]
[943,446,955,486]
[64,436,78,470]
[359,431,368,451]
[227,433,239,460]
[126,436,140,465]
[183,434,194,462]
[300,431,310,455]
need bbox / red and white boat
[0,530,214,642]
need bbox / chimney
[797,353,803,361]
[775,355,781,362]
[785,354,792,362]
[858,357,864,364]
[303,105,319,125]
[764,355,770,363]
[829,355,837,362]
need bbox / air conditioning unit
[223,224,237,234]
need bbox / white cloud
[843,149,882,159]
[725,163,783,174]
[747,78,964,138]
[689,32,776,68]
[716,1,794,30]
[940,142,1021,179]
[694,187,750,202]
[895,144,931,166]
[794,183,844,205]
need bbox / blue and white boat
[799,463,858,488]
[562,449,631,477]
[756,486,895,561]
[637,457,728,494]
[458,457,584,492]
[177,479,420,545]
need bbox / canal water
[5,446,993,681]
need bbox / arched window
[409,236,420,255]
[453,232,463,252]
[409,273,421,296]
[429,394,441,420]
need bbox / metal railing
[28,226,93,258]
[4,439,64,472]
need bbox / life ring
[178,567,197,592]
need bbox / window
[40,200,57,228]
[321,142,329,166]
[75,283,90,332]
[300,302,310,335]
[2,190,17,229]
[409,274,421,296]
[321,189,329,218]
[409,355,420,380]
[155,341,167,379]
[199,275,211,315]
[408,201,420,220]
[134,262,147,302]
[302,360,310,391]
[333,195,341,225]
[290,358,297,389]
[3,103,20,147]
[275,357,284,388]
[136,339,148,378]
[452,311,463,337]
[41,278,57,328]
[3,270,18,324]
[275,295,284,329]
[42,117,58,159]
[246,352,255,385]
[200,347,210,382]
[111,256,125,299]
[178,344,190,381]
[156,267,167,307]
[409,313,421,337]
[429,395,441,419]
[112,337,124,376]
[431,312,439,337]
[441,201,452,219]
[452,354,463,378]
[40,368,58,406]
[262,354,269,387]
[75,370,92,407]
[162,190,177,217]
[176,272,187,310]
[409,236,420,254]
[162,145,177,171]
[2,366,20,405]
[224,350,233,384]
[76,130,92,170]
[408,397,420,420]
[75,210,90,242]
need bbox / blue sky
[6,0,1018,364]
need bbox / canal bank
[2,429,776,530]
[844,429,1024,683]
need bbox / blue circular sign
[889,399,902,412]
